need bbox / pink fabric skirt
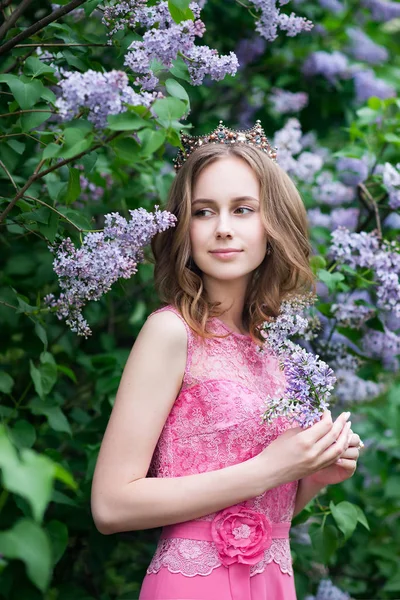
[139,561,297,599]
[139,517,297,600]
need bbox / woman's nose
[215,214,234,237]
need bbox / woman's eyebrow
[192,196,259,206]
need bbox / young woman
[91,124,362,600]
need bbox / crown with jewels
[172,119,278,171]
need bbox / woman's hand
[307,429,362,486]
[257,410,353,489]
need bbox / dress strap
[147,305,193,378]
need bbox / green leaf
[59,167,81,205]
[21,105,52,131]
[84,0,103,15]
[152,97,188,127]
[0,371,14,394]
[364,316,385,332]
[10,420,36,449]
[354,505,370,531]
[29,398,72,436]
[46,520,68,566]
[165,78,190,104]
[0,75,45,110]
[137,128,166,156]
[29,359,57,399]
[0,426,55,522]
[168,0,194,23]
[0,519,52,591]
[56,206,93,229]
[384,132,400,144]
[330,500,359,540]
[107,111,148,131]
[42,143,61,160]
[57,136,93,160]
[317,269,345,293]
[309,522,338,562]
[24,57,55,78]
[6,138,25,154]
[310,255,326,274]
[111,136,142,163]
[34,321,48,351]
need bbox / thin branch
[0,0,33,40]
[358,182,382,239]
[14,42,109,48]
[0,132,46,145]
[0,0,87,57]
[0,130,122,223]
[22,193,85,231]
[0,109,56,118]
[0,158,18,190]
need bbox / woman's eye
[194,209,213,217]
[194,207,253,217]
[235,207,253,214]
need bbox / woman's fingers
[315,412,351,454]
[337,446,360,460]
[347,432,361,448]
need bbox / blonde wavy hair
[150,142,316,345]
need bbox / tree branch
[0,130,122,223]
[0,0,34,40]
[0,0,87,56]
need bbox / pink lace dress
[138,305,299,600]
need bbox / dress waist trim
[160,511,292,600]
[161,520,291,542]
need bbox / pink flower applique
[211,505,272,567]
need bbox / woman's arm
[293,475,326,517]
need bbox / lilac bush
[44,207,177,337]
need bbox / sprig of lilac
[250,0,313,42]
[329,227,400,317]
[44,206,176,337]
[260,293,336,428]
[55,70,161,129]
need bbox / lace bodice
[146,305,299,578]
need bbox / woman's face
[189,156,268,285]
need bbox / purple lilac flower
[346,27,389,65]
[312,171,356,206]
[273,119,324,181]
[362,327,400,371]
[44,207,177,337]
[334,369,386,404]
[249,0,313,42]
[353,69,396,104]
[336,157,369,186]
[262,340,336,428]
[331,289,375,328]
[260,293,336,428]
[309,578,351,600]
[382,162,400,210]
[302,51,350,84]
[55,70,161,129]
[319,0,344,12]
[124,9,237,88]
[309,208,360,232]
[331,207,360,230]
[362,0,400,21]
[235,36,267,68]
[329,228,400,317]
[269,88,309,113]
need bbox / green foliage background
[0,1,400,598]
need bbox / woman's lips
[209,250,243,259]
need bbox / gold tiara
[173,119,278,171]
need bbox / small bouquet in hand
[260,293,336,428]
